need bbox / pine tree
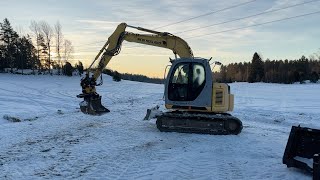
[248,52,264,83]
[63,61,73,76]
[220,65,227,82]
[113,71,121,82]
[16,35,36,70]
[0,43,4,71]
[310,71,319,83]
[0,18,19,72]
[37,34,48,72]
[76,61,84,75]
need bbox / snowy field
[0,74,319,179]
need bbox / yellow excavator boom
[89,23,193,81]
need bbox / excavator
[77,23,243,135]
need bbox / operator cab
[165,58,213,110]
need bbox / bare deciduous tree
[29,21,41,73]
[40,21,53,74]
[54,21,63,74]
[64,39,73,62]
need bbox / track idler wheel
[224,118,242,135]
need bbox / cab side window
[168,62,206,101]
[172,64,189,84]
[168,64,189,101]
[190,64,205,100]
[192,65,205,89]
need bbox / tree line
[216,52,320,84]
[0,18,76,75]
[105,51,320,85]
[103,69,164,84]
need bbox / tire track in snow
[96,141,175,179]
[0,113,98,179]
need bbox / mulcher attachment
[156,111,242,135]
[283,125,320,179]
[78,94,110,115]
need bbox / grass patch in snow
[3,115,21,122]
[3,115,39,123]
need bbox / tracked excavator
[77,23,242,135]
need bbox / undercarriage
[156,111,243,135]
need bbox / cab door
[168,62,206,101]
[168,63,190,101]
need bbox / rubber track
[156,111,243,135]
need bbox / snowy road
[0,74,319,179]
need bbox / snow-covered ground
[0,74,319,179]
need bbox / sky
[0,0,319,77]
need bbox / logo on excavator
[137,38,165,46]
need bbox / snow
[0,73,319,179]
[294,156,313,168]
